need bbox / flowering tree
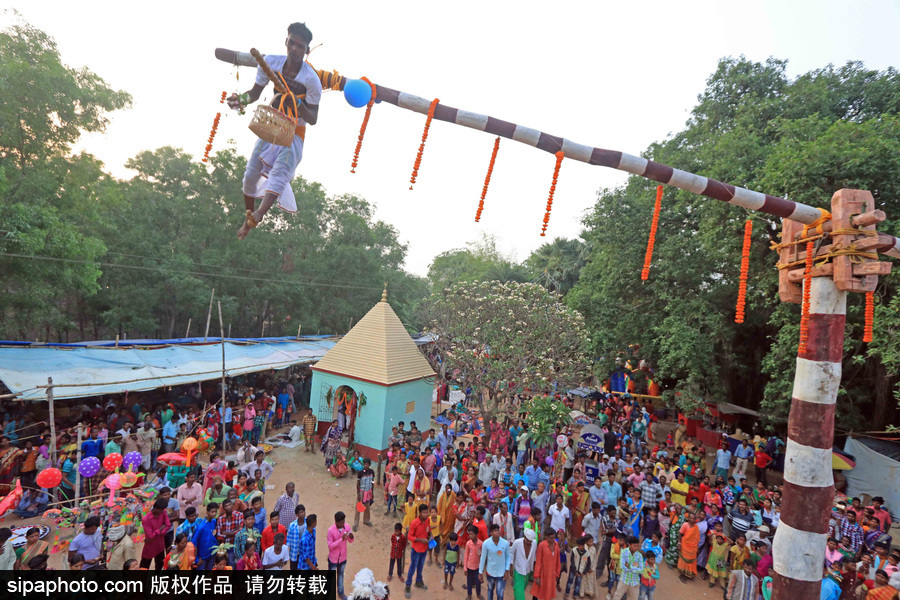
[422,280,592,420]
[522,395,574,449]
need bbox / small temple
[310,285,436,460]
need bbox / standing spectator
[287,505,308,571]
[261,511,287,553]
[261,533,289,571]
[192,503,219,570]
[613,535,644,600]
[140,499,171,570]
[327,512,353,600]
[273,483,300,528]
[354,459,375,531]
[715,445,732,481]
[530,528,561,600]
[297,514,318,570]
[752,448,772,487]
[68,517,103,570]
[510,529,537,600]
[389,522,407,583]
[840,510,865,554]
[177,471,203,519]
[869,497,892,532]
[725,559,759,600]
[733,440,753,481]
[0,528,15,571]
[463,525,484,600]
[215,499,243,565]
[405,504,431,598]
[480,524,511,600]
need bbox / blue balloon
[343,79,373,108]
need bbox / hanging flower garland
[641,185,664,280]
[350,77,377,173]
[202,93,225,163]
[735,219,753,323]
[475,137,500,222]
[409,98,440,190]
[798,240,814,354]
[541,151,565,236]
[864,291,874,342]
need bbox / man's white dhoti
[241,133,304,213]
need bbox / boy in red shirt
[389,522,407,582]
[754,450,772,487]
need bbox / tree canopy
[0,21,426,342]
[567,57,900,430]
[421,280,592,419]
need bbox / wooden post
[74,422,83,505]
[184,318,192,338]
[204,288,216,341]
[297,324,301,340]
[771,276,845,598]
[46,377,59,504]
[218,302,227,449]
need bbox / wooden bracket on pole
[778,189,891,303]
[832,189,880,292]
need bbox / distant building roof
[312,293,435,386]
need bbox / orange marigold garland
[350,77,377,173]
[734,219,753,323]
[220,91,226,104]
[409,98,440,190]
[640,185,664,280]
[864,291,874,342]
[475,137,500,222]
[798,240,814,354]
[202,111,222,163]
[541,151,565,236]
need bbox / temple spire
[382,282,388,303]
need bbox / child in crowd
[444,531,459,591]
[388,523,406,582]
[428,505,442,566]
[564,535,591,600]
[385,466,403,516]
[225,461,238,486]
[463,525,483,600]
[607,532,623,593]
[639,551,659,600]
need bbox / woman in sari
[677,511,701,583]
[202,453,228,493]
[569,481,590,539]
[728,533,750,571]
[240,479,263,506]
[165,533,196,570]
[664,505,685,567]
[462,466,477,495]
[14,527,49,570]
[437,483,457,544]
[0,436,22,495]
[413,468,431,503]
[320,420,342,469]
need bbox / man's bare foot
[237,220,252,240]
[237,210,261,240]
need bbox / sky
[7,0,900,276]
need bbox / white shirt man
[493,504,516,544]
[548,502,571,533]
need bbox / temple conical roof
[312,295,435,386]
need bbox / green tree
[0,19,131,340]
[524,236,587,295]
[421,280,592,419]
[427,234,528,292]
[570,57,900,430]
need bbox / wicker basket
[248,105,295,147]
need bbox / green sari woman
[664,509,686,567]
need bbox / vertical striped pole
[771,276,845,599]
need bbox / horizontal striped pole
[771,276,845,599]
[214,49,900,256]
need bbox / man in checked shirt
[215,498,244,566]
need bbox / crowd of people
[0,381,897,600]
[362,394,898,600]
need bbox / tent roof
[0,338,336,401]
[710,402,761,417]
[311,297,435,386]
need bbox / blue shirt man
[524,461,541,491]
[297,522,317,569]
[191,505,220,567]
[162,419,178,446]
[436,427,454,454]
[734,443,754,460]
[601,477,622,508]
[81,434,104,459]
[479,530,511,578]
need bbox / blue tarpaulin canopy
[0,337,337,401]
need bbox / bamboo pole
[184,318,192,338]
[204,288,216,341]
[74,423,83,505]
[46,377,59,503]
[218,301,227,450]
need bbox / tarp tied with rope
[0,338,337,401]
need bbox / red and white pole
[772,276,845,599]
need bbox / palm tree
[525,237,586,295]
